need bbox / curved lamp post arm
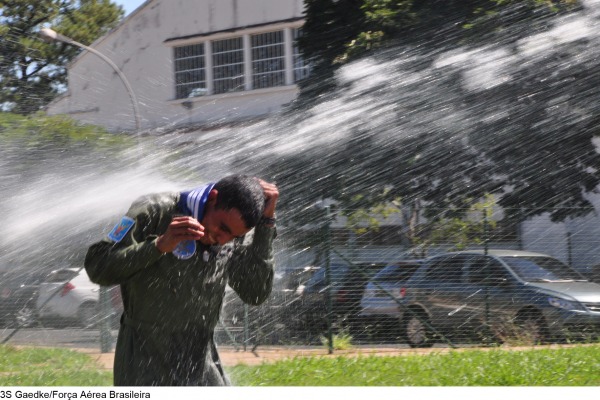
[40,28,141,132]
[39,28,141,354]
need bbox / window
[305,264,349,292]
[173,25,310,98]
[425,256,466,283]
[212,37,244,94]
[467,257,508,284]
[501,256,583,282]
[174,44,206,99]
[292,28,310,82]
[45,269,78,283]
[373,262,422,283]
[251,31,285,89]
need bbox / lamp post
[39,28,141,131]
[39,28,141,353]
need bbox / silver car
[358,261,423,338]
[36,268,122,328]
[400,250,600,347]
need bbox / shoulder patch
[107,216,135,243]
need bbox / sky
[115,0,146,16]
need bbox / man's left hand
[257,179,278,218]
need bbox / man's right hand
[155,216,205,253]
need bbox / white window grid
[174,44,207,99]
[251,31,285,89]
[173,27,310,99]
[212,37,245,94]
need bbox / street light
[39,28,141,353]
[39,28,141,131]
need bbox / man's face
[200,207,250,246]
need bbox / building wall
[46,0,305,131]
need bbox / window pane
[502,256,583,282]
[173,43,206,99]
[425,256,465,283]
[212,37,244,94]
[251,31,285,89]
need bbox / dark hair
[213,175,264,228]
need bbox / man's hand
[257,179,279,218]
[155,216,204,253]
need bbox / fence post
[482,209,489,256]
[482,209,490,328]
[567,231,573,268]
[99,286,112,353]
[243,303,249,351]
[324,205,334,354]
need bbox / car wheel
[14,303,36,328]
[404,311,434,348]
[516,312,548,345]
[78,302,98,329]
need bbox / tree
[299,1,579,76]
[0,0,124,114]
[295,0,365,101]
[267,0,598,235]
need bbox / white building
[46,0,308,131]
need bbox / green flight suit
[84,192,275,386]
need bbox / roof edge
[164,17,304,43]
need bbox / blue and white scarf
[178,182,215,222]
[174,182,215,259]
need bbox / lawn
[1,344,599,386]
[0,345,112,386]
[227,345,600,386]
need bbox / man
[85,175,278,386]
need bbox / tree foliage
[300,0,580,72]
[0,111,130,149]
[0,0,124,114]
[273,0,598,238]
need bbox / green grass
[2,344,600,386]
[0,345,112,386]
[320,331,354,350]
[228,345,600,386]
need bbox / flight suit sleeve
[84,196,167,286]
[227,224,276,306]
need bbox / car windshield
[501,256,586,282]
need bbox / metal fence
[2,207,600,354]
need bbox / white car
[36,268,122,328]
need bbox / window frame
[250,30,286,90]
[173,43,207,99]
[211,36,245,95]
[170,22,308,101]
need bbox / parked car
[296,262,387,333]
[218,266,320,346]
[0,269,49,328]
[36,268,122,328]
[399,250,600,347]
[357,260,423,339]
